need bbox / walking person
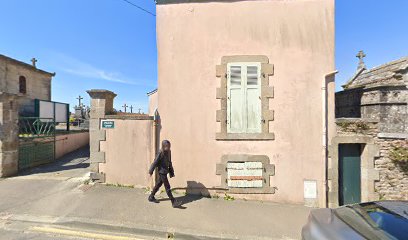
[148,140,181,208]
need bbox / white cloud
[51,53,149,85]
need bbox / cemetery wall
[55,131,90,159]
[99,117,155,188]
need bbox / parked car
[302,201,408,240]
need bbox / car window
[334,207,386,240]
[363,203,408,240]
[335,203,408,240]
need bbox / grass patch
[336,120,370,133]
[224,193,235,201]
[106,183,134,188]
[389,144,408,163]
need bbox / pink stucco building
[154,0,336,207]
[88,0,336,207]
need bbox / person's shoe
[148,195,159,203]
[171,199,182,208]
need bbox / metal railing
[18,117,55,139]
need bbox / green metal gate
[18,117,56,170]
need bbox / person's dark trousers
[150,174,174,201]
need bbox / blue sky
[0,0,407,112]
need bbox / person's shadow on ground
[158,181,212,209]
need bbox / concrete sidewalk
[0,148,312,239]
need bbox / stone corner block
[216,64,226,77]
[216,110,226,122]
[90,172,106,183]
[261,63,274,76]
[262,87,274,98]
[264,110,274,121]
[215,163,226,175]
[216,88,226,99]
[90,151,105,163]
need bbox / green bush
[389,145,408,163]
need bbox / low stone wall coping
[86,89,117,99]
[105,115,153,120]
[335,118,379,123]
[377,132,408,139]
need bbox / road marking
[31,226,146,240]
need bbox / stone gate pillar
[87,89,116,182]
[0,93,19,177]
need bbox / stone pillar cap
[87,89,117,99]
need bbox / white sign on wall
[55,103,68,122]
[304,180,317,199]
[39,101,54,119]
[37,100,68,123]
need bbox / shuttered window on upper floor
[227,63,261,133]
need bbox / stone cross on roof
[122,104,128,113]
[356,50,366,70]
[31,58,37,68]
[76,95,83,107]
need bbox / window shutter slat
[227,65,244,133]
[245,64,262,133]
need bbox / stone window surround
[328,135,380,208]
[216,55,275,141]
[216,154,275,194]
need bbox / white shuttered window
[227,63,262,133]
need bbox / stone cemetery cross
[130,105,133,113]
[76,95,83,107]
[31,58,37,68]
[356,50,366,69]
[138,108,142,114]
[122,104,128,113]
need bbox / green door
[339,144,361,205]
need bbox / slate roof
[343,56,408,89]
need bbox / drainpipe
[323,70,338,208]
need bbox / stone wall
[335,89,363,118]
[335,119,408,200]
[0,93,19,177]
[87,89,117,182]
[375,138,408,200]
[336,86,408,133]
[0,57,53,101]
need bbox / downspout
[323,70,337,208]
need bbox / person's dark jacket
[149,150,175,177]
